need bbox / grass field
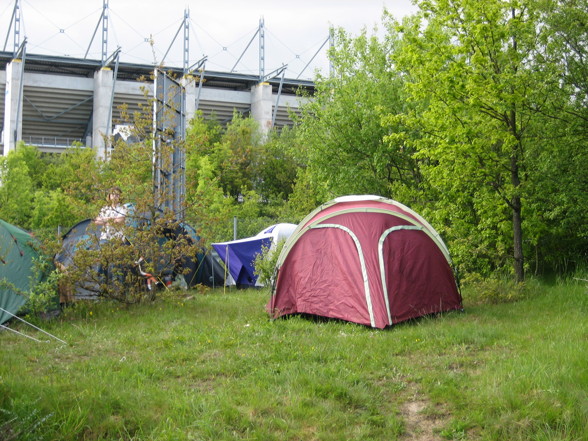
[1,280,587,440]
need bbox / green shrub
[253,240,286,287]
[461,273,534,305]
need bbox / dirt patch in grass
[400,393,447,441]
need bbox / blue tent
[212,224,297,288]
[213,236,272,288]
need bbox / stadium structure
[1,0,324,158]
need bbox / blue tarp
[212,223,297,288]
[212,237,272,287]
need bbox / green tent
[0,219,43,325]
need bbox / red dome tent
[267,196,462,328]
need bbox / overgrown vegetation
[2,0,587,286]
[1,280,587,440]
[1,1,587,436]
[253,240,286,287]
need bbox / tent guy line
[1,322,45,343]
[0,306,67,344]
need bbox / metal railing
[23,136,87,149]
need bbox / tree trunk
[512,195,524,282]
[511,155,524,282]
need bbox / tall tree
[184,113,295,242]
[546,0,588,130]
[0,147,35,228]
[295,27,421,201]
[524,0,588,273]
[393,0,571,281]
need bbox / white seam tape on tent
[378,226,423,325]
[314,208,452,265]
[275,209,423,276]
[299,196,452,261]
[309,224,375,328]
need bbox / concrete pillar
[2,59,24,155]
[250,82,273,137]
[93,67,114,160]
[182,75,197,127]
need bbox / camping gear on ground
[134,257,162,291]
[267,196,462,328]
[0,219,48,325]
[212,223,297,288]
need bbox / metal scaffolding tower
[85,0,110,64]
[3,0,22,56]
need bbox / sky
[1,0,417,80]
